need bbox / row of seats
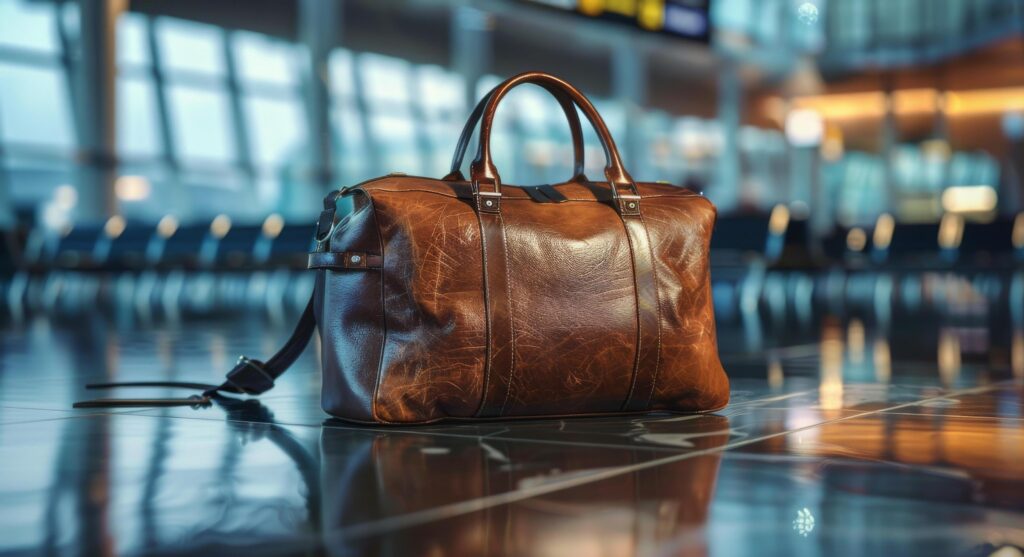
[4,209,1021,276]
[1,209,1022,322]
[712,208,1024,271]
[13,214,315,273]
[0,214,317,319]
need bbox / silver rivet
[350,255,361,264]
[628,202,637,209]
[485,200,494,207]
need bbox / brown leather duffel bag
[76,71,729,424]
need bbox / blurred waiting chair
[870,214,948,269]
[252,215,314,269]
[50,222,106,270]
[159,219,213,270]
[710,213,771,268]
[94,217,159,272]
[961,213,1024,269]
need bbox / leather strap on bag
[464,71,662,416]
[470,72,640,202]
[73,295,318,408]
[444,84,588,182]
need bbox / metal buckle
[314,209,335,251]
[225,356,275,395]
[616,193,641,216]
[475,190,502,213]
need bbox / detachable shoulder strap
[73,294,317,408]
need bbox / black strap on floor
[73,294,317,409]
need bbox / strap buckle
[615,194,641,216]
[225,356,275,395]
[475,190,502,213]
[314,209,335,251]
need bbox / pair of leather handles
[443,72,638,198]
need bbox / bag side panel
[643,196,730,412]
[319,193,387,422]
[369,188,487,423]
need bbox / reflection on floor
[0,308,1021,556]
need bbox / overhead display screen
[520,0,711,42]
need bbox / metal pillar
[145,16,187,217]
[451,5,492,122]
[0,134,11,228]
[222,30,256,193]
[714,61,742,212]
[75,0,125,221]
[299,0,338,199]
[880,74,898,218]
[612,38,647,176]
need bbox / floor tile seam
[0,408,151,425]
[721,389,818,409]
[0,403,152,416]
[0,415,90,427]
[113,411,734,454]
[874,411,1024,421]
[321,380,1012,543]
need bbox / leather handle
[445,84,586,182]
[470,72,636,197]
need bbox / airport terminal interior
[0,0,1023,555]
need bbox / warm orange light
[769,204,790,235]
[937,213,965,249]
[846,227,867,252]
[873,213,895,250]
[767,86,1024,121]
[262,213,285,239]
[157,215,178,238]
[104,215,126,239]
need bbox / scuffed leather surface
[643,200,730,412]
[317,174,729,424]
[368,188,487,422]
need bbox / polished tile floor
[1,309,1022,556]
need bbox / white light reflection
[796,3,819,25]
[793,507,815,537]
[941,185,997,214]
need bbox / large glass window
[0,64,74,150]
[0,0,77,211]
[0,0,61,54]
[156,18,226,76]
[166,85,236,164]
[116,78,160,159]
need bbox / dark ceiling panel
[339,0,451,67]
[129,0,299,38]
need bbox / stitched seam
[473,203,493,417]
[619,219,644,411]
[364,192,393,424]
[367,187,702,203]
[639,214,664,409]
[497,212,516,416]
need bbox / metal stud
[628,202,637,209]
[485,200,494,207]
[350,254,362,264]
